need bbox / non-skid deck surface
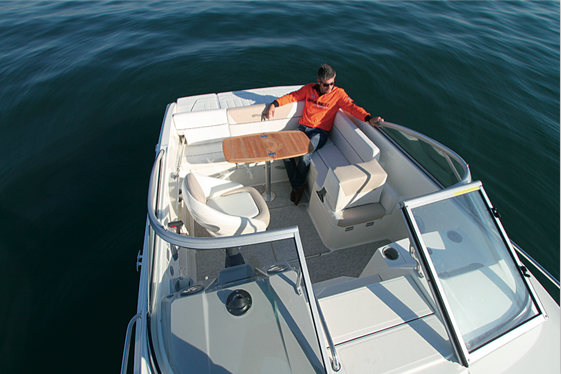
[194,180,389,285]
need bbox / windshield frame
[401,181,546,366]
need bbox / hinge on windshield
[491,207,501,218]
[520,265,531,278]
[409,243,424,278]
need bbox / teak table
[222,131,312,201]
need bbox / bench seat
[307,111,399,248]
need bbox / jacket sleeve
[338,91,370,121]
[274,85,309,107]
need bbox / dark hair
[317,64,336,81]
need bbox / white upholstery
[226,102,302,125]
[306,111,395,246]
[176,93,220,112]
[310,112,388,224]
[175,101,303,174]
[183,142,227,167]
[311,111,382,190]
[183,173,270,237]
[207,191,260,218]
[331,112,380,162]
[324,158,388,212]
[227,102,303,136]
[216,85,303,108]
[173,109,230,145]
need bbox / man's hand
[368,116,384,127]
[263,102,275,120]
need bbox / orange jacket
[274,83,370,132]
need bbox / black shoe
[290,190,295,202]
[293,184,306,206]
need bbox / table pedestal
[262,160,276,201]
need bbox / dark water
[0,1,558,373]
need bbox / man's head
[317,64,336,95]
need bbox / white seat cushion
[335,159,387,197]
[207,192,260,218]
[324,158,388,212]
[317,143,349,170]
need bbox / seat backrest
[173,109,230,145]
[183,174,238,235]
[185,173,207,203]
[226,102,302,124]
[331,112,381,163]
[226,102,304,136]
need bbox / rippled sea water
[0,2,558,373]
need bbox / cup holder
[383,247,399,261]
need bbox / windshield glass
[381,125,467,188]
[407,188,539,352]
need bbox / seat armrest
[380,182,400,215]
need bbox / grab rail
[512,241,560,290]
[121,313,142,374]
[315,298,341,371]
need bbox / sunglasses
[320,81,335,87]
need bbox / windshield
[380,123,469,188]
[404,184,540,353]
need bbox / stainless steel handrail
[512,241,560,289]
[121,313,141,374]
[378,121,471,186]
[315,298,341,371]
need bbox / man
[265,64,384,205]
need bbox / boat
[121,86,560,374]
